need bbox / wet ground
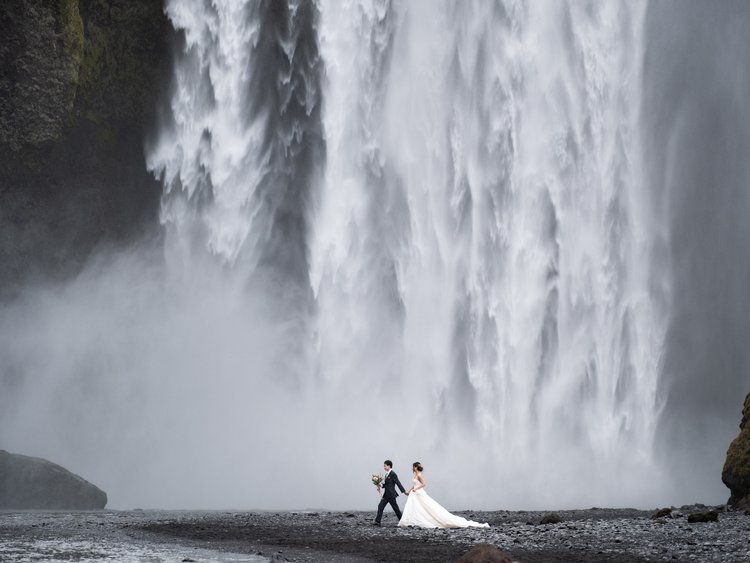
[2,506,749,562]
[0,511,267,562]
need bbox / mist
[644,0,750,501]
[0,240,675,510]
[0,245,291,509]
[0,242,522,511]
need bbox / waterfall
[145,0,668,508]
[2,0,749,512]
[149,0,323,278]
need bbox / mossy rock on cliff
[722,392,750,508]
[0,0,84,149]
[75,0,170,128]
[0,0,169,152]
[58,0,85,73]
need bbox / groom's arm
[392,472,406,494]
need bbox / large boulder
[722,392,750,508]
[0,450,107,509]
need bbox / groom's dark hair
[384,460,393,468]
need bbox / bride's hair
[412,462,423,472]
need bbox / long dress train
[398,478,489,529]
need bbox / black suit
[375,470,406,523]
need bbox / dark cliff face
[0,0,171,295]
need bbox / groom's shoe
[372,522,381,526]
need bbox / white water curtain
[143,0,668,508]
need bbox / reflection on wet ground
[0,510,268,562]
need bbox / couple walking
[375,460,489,528]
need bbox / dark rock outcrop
[687,511,718,523]
[0,450,107,509]
[0,0,171,294]
[722,392,750,508]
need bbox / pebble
[2,507,749,562]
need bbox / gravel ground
[1,506,749,562]
[0,511,266,562]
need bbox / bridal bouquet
[372,474,384,488]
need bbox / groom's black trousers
[376,495,402,523]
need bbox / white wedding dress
[398,478,489,529]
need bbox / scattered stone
[722,391,750,508]
[687,511,719,523]
[11,507,741,562]
[652,508,672,519]
[540,513,562,525]
[0,450,107,509]
[456,543,515,563]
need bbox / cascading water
[146,0,667,508]
[149,0,323,278]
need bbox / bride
[398,462,489,529]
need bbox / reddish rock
[456,543,515,563]
[540,513,562,524]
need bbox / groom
[374,459,406,525]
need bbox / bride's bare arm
[413,473,426,491]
